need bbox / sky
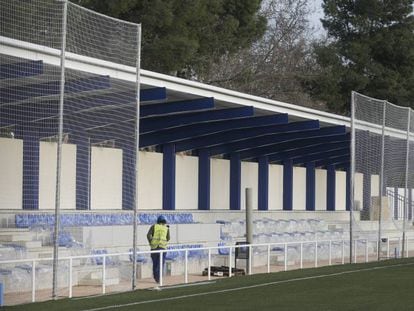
[309,0,325,36]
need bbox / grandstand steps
[0,233,33,242]
[78,277,119,286]
[76,266,120,286]
[5,240,42,248]
[25,246,72,259]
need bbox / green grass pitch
[5,258,414,311]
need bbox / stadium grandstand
[0,0,414,307]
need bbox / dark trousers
[151,247,166,283]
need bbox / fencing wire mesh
[0,0,141,302]
[352,92,413,261]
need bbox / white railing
[0,236,411,304]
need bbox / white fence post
[248,245,252,275]
[267,244,270,273]
[314,241,318,268]
[69,258,73,298]
[227,246,231,277]
[284,243,288,271]
[32,259,36,303]
[329,240,332,266]
[185,249,188,283]
[300,243,303,269]
[102,255,106,294]
[160,250,163,286]
[208,249,211,281]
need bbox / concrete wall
[138,151,163,210]
[335,171,346,211]
[241,161,258,210]
[293,167,306,210]
[210,158,230,210]
[268,164,283,210]
[354,173,364,210]
[176,154,198,210]
[90,146,123,210]
[315,169,327,210]
[39,142,77,210]
[0,138,23,209]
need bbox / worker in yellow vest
[147,215,170,288]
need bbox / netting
[352,92,413,260]
[0,0,141,301]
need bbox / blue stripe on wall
[230,153,241,210]
[198,149,210,210]
[283,159,293,210]
[258,156,269,211]
[326,165,336,211]
[163,143,176,210]
[306,162,315,211]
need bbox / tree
[200,0,322,110]
[310,0,414,113]
[72,0,267,78]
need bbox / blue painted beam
[206,121,323,157]
[141,106,254,134]
[0,88,165,128]
[141,97,214,117]
[258,156,269,211]
[326,165,336,211]
[230,153,241,210]
[0,60,43,79]
[198,149,211,210]
[140,87,167,102]
[73,136,90,210]
[306,162,316,211]
[176,118,311,153]
[140,114,288,148]
[292,147,350,166]
[0,75,111,104]
[239,132,349,160]
[268,141,349,164]
[314,154,350,168]
[22,134,39,210]
[283,159,293,210]
[163,143,176,210]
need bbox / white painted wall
[241,161,258,210]
[315,169,327,210]
[38,142,76,210]
[335,171,346,211]
[371,174,379,197]
[293,167,306,210]
[354,173,364,210]
[137,151,163,210]
[176,154,198,210]
[210,158,230,210]
[268,164,283,210]
[90,146,123,210]
[0,138,23,209]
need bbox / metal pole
[52,0,68,299]
[402,108,410,258]
[132,24,142,290]
[350,91,356,263]
[377,102,386,261]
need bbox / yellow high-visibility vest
[150,224,168,249]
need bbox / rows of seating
[15,212,195,228]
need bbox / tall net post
[377,102,386,261]
[52,0,68,299]
[132,24,142,291]
[350,92,356,263]
[402,108,411,257]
